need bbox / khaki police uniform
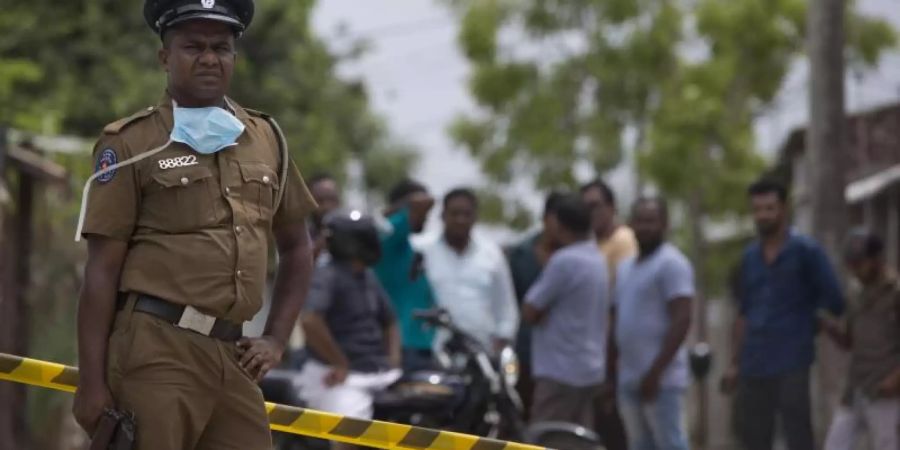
[82,93,315,449]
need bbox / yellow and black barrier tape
[0,352,548,450]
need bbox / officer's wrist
[261,335,286,352]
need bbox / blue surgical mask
[171,100,245,154]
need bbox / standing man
[374,179,436,372]
[581,179,638,285]
[820,229,900,450]
[581,178,635,450]
[722,179,844,450]
[522,193,608,429]
[613,197,694,450]
[421,188,519,353]
[72,1,317,448]
[505,191,564,419]
[307,173,342,261]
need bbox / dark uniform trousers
[107,298,272,450]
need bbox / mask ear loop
[74,139,173,242]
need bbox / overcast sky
[312,0,900,238]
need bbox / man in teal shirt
[375,179,436,372]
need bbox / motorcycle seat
[373,382,457,412]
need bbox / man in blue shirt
[523,193,609,429]
[374,179,436,372]
[613,197,694,450]
[505,192,564,420]
[723,179,845,450]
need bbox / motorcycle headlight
[499,346,519,387]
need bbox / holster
[90,408,136,450]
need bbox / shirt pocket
[239,162,279,224]
[459,260,494,295]
[143,166,218,232]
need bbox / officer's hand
[73,383,114,435]
[237,336,285,382]
[324,365,349,387]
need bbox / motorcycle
[260,308,603,449]
[372,308,526,440]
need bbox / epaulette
[243,107,272,120]
[102,106,158,134]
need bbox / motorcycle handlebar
[412,309,450,326]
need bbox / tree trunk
[807,0,848,439]
[0,127,24,450]
[0,176,34,450]
[687,190,709,449]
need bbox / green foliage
[451,0,895,294]
[0,0,416,181]
[459,0,506,63]
[475,187,534,231]
[848,14,898,66]
[449,0,685,202]
[361,139,420,196]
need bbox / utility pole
[807,0,848,438]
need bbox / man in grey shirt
[523,193,609,428]
[613,197,694,450]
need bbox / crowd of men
[298,174,900,450]
[297,174,690,450]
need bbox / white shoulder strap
[74,140,172,242]
[261,115,290,210]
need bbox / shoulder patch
[95,148,118,183]
[102,106,157,135]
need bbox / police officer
[72,1,317,448]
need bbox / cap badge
[201,0,215,9]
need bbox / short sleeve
[273,157,317,230]
[660,254,696,302]
[525,255,569,310]
[303,266,336,314]
[80,134,139,241]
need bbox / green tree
[0,0,416,188]
[449,0,894,293]
[449,0,682,226]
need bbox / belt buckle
[177,305,216,336]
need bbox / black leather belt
[118,294,243,342]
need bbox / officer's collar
[156,91,251,130]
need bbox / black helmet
[144,0,255,37]
[324,210,382,266]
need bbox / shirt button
[180,177,189,185]
[224,186,231,195]
[262,176,271,184]
[236,270,243,277]
[234,225,242,234]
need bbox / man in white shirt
[421,188,519,353]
